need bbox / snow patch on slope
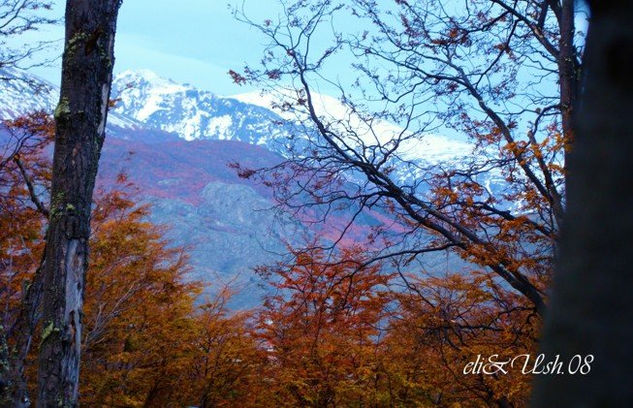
[231,89,473,164]
[0,68,142,129]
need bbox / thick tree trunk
[36,1,121,406]
[532,1,633,406]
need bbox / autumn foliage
[1,113,539,407]
[1,113,52,328]
[251,246,537,407]
[0,115,257,406]
[255,247,392,407]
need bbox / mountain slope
[0,69,302,307]
[98,135,298,307]
[1,68,472,308]
[111,70,295,153]
[0,67,144,129]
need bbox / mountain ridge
[0,68,472,308]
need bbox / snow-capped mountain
[0,68,58,118]
[111,70,294,152]
[111,70,474,166]
[0,68,301,308]
[231,89,474,165]
[0,68,476,307]
[2,67,474,167]
[0,68,143,129]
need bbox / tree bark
[36,1,121,406]
[532,1,633,406]
[6,260,45,407]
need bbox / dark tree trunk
[532,1,633,406]
[6,261,45,407]
[558,0,581,170]
[0,326,9,406]
[36,1,122,406]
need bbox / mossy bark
[35,1,122,407]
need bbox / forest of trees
[1,0,632,407]
[0,114,539,406]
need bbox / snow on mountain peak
[2,68,473,169]
[231,88,473,165]
[112,69,192,123]
[111,69,290,146]
[0,68,58,120]
[0,68,142,130]
[115,69,185,90]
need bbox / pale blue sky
[25,1,588,107]
[31,0,287,95]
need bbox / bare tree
[35,0,122,406]
[532,0,633,405]
[0,2,57,405]
[235,0,585,317]
[0,114,52,407]
[0,0,58,81]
